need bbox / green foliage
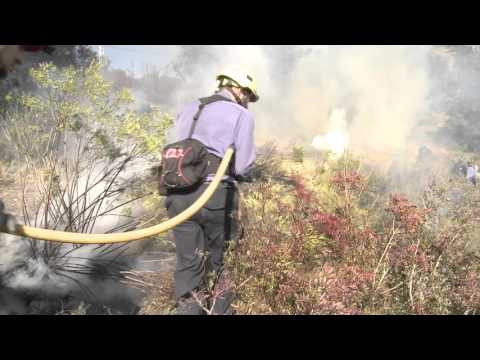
[292,145,304,163]
[0,60,173,163]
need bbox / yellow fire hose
[0,148,234,245]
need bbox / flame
[312,108,349,155]
[312,130,349,155]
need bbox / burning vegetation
[3,45,480,314]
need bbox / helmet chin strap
[226,87,248,109]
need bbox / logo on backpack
[165,148,186,159]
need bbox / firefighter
[166,68,258,315]
[466,161,478,186]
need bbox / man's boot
[175,293,206,315]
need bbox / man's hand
[234,174,253,183]
[0,199,16,233]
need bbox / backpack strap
[188,95,234,139]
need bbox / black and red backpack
[158,95,233,195]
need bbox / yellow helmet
[216,68,259,102]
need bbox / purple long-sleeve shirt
[173,89,256,179]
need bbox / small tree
[292,145,304,163]
[0,60,173,312]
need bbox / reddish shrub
[311,211,347,241]
[330,171,365,193]
[385,194,431,233]
[291,175,318,205]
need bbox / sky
[90,45,331,78]
[91,45,180,77]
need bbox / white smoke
[0,233,143,313]
[146,45,433,163]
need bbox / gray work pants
[165,182,239,315]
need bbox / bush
[292,145,304,163]
[223,152,480,314]
[0,60,173,314]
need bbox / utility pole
[97,45,105,58]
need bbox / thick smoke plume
[151,45,434,168]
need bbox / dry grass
[138,270,176,315]
[0,162,37,216]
